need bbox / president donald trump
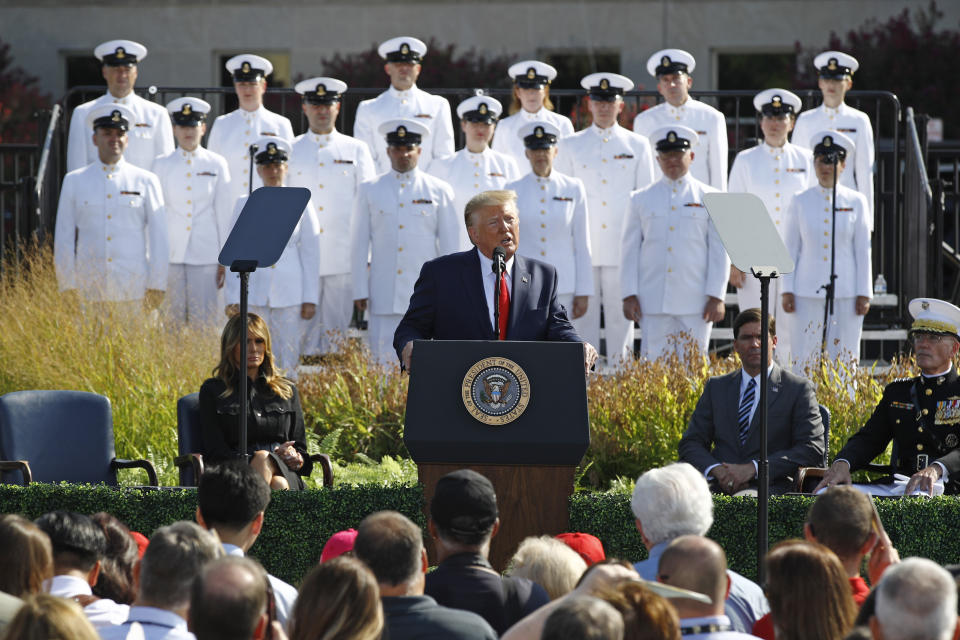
[394,189,598,371]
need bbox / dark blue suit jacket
[393,248,582,361]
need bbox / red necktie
[498,275,510,340]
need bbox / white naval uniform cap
[166,97,211,125]
[251,136,292,164]
[94,39,147,65]
[518,121,561,149]
[379,118,430,145]
[580,72,634,100]
[226,54,274,81]
[378,37,427,62]
[508,60,558,88]
[809,130,856,160]
[87,103,136,131]
[295,77,348,104]
[909,298,960,339]
[457,95,503,122]
[646,48,696,77]
[650,124,699,151]
[813,51,859,78]
[753,89,802,116]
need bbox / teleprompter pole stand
[753,267,779,585]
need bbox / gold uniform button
[318,184,324,189]
[187,214,192,218]
[186,172,191,177]
[540,251,546,256]
[474,173,480,177]
[667,268,672,273]
[474,184,479,188]
[186,186,192,191]
[540,198,545,203]
[824,244,829,249]
[541,210,546,215]
[601,224,607,229]
[107,215,112,220]
[601,179,607,184]
[671,206,676,211]
[824,208,830,212]
[926,388,933,396]
[398,224,404,229]
[774,179,779,184]
[602,201,607,207]
[918,426,923,432]
[895,419,900,424]
[107,194,112,199]
[186,200,191,204]
[398,247,403,252]
[319,163,324,167]
[106,236,111,241]
[775,207,780,212]
[669,226,675,231]
[775,193,780,197]
[319,227,324,233]
[243,182,248,187]
[540,223,546,228]
[107,258,112,262]
[318,206,324,211]
[399,204,404,208]
[824,231,829,237]
[823,257,828,262]
[922,408,929,416]
[824,219,830,223]
[397,269,403,274]
[917,444,925,451]
[540,186,546,191]
[186,226,191,231]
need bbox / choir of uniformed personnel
[58,35,880,371]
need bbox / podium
[405,340,589,570]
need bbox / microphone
[492,246,506,275]
[249,144,259,157]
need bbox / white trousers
[571,266,634,366]
[789,296,862,370]
[736,276,793,367]
[302,274,353,355]
[251,305,303,380]
[368,313,403,368]
[165,264,222,328]
[640,313,711,360]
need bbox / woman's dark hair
[89,512,139,605]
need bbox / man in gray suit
[679,308,824,494]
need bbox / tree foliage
[0,37,53,143]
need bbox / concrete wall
[1,0,951,98]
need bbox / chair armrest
[0,460,32,485]
[309,453,334,487]
[795,466,826,493]
[174,453,205,485]
[111,458,159,486]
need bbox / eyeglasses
[910,333,947,345]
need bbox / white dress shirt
[54,157,169,301]
[152,146,233,265]
[45,574,129,628]
[98,606,195,640]
[353,84,455,174]
[67,92,174,173]
[222,543,297,629]
[477,249,514,332]
[632,98,728,190]
[492,107,575,167]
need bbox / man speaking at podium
[394,190,598,372]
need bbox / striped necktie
[738,378,756,445]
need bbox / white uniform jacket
[556,123,655,266]
[632,99,728,190]
[288,130,376,277]
[54,158,169,301]
[67,93,174,172]
[350,168,460,314]
[781,183,872,299]
[506,171,594,297]
[792,103,875,226]
[620,174,729,315]
[428,146,521,249]
[727,142,815,237]
[207,106,295,206]
[152,146,233,265]
[492,107,575,167]
[223,195,320,308]
[353,85,455,174]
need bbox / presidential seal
[462,357,531,426]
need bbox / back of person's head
[874,558,958,640]
[1,593,100,640]
[33,511,106,573]
[806,486,875,562]
[630,464,713,546]
[765,539,857,640]
[541,595,625,640]
[197,461,271,531]
[656,535,727,616]
[597,581,681,640]
[430,469,499,546]
[354,511,424,587]
[189,556,269,640]
[506,535,587,599]
[88,512,138,605]
[288,556,383,640]
[0,514,53,597]
[140,521,222,611]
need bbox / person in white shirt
[493,60,575,167]
[224,137,320,379]
[429,94,521,249]
[153,97,233,328]
[289,77,375,356]
[351,118,460,366]
[557,72,655,366]
[781,130,871,371]
[506,121,593,320]
[353,37,455,174]
[54,103,168,308]
[621,125,730,360]
[66,39,173,173]
[792,51,875,230]
[633,49,728,190]
[727,89,815,367]
[207,54,295,209]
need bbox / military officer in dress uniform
[67,40,173,173]
[556,73,655,366]
[288,77,376,356]
[781,130,871,371]
[207,54,295,209]
[792,51,875,230]
[815,298,960,496]
[492,60,575,167]
[506,121,593,320]
[429,94,521,249]
[55,104,169,307]
[352,37,455,174]
[350,119,460,366]
[621,125,729,360]
[727,89,815,366]
[223,138,320,379]
[632,49,728,190]
[153,98,233,327]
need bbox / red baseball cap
[555,532,605,566]
[321,529,358,563]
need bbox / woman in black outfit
[199,312,312,490]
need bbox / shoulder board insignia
[334,159,355,164]
[553,196,573,202]
[613,154,635,160]
[120,190,142,196]
[411,199,434,204]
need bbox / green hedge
[5,485,960,584]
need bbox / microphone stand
[818,156,839,360]
[248,144,258,197]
